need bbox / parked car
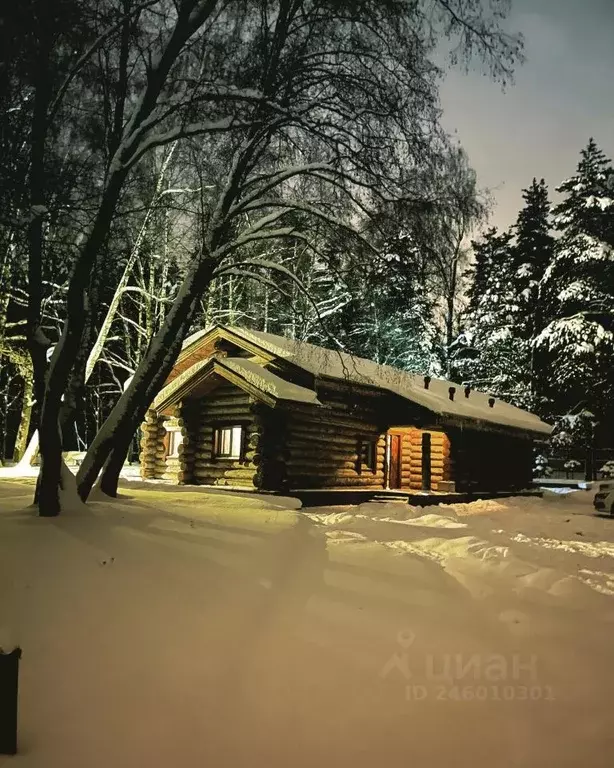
[594,482,614,515]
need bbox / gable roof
[153,354,321,413]
[169,325,553,436]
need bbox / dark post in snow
[0,647,21,755]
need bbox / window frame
[165,426,184,458]
[212,424,245,461]
[356,437,377,474]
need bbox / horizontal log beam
[193,469,257,482]
[286,467,384,480]
[289,414,381,434]
[286,459,359,472]
[193,458,255,469]
[195,479,255,488]
[290,476,384,489]
[287,443,358,460]
[287,436,360,452]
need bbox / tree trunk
[59,276,99,449]
[26,26,53,441]
[97,413,142,497]
[77,321,191,499]
[35,408,64,516]
[0,236,14,342]
[16,430,39,471]
[13,369,34,462]
[36,171,127,516]
[76,259,214,500]
[445,247,461,379]
[445,293,455,378]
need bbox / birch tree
[30,0,256,515]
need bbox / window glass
[214,425,243,459]
[357,438,376,472]
[231,426,243,457]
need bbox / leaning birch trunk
[58,144,182,455]
[36,171,128,516]
[75,128,260,499]
[87,143,178,385]
[76,258,215,500]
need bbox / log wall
[283,390,386,489]
[160,401,201,484]
[451,429,533,493]
[139,409,167,479]
[190,382,259,489]
[253,403,287,492]
[389,427,453,491]
[140,378,533,495]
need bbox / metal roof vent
[488,397,495,408]
[423,375,431,390]
[448,386,455,401]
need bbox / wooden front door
[389,434,402,489]
[421,432,432,491]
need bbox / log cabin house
[139,325,552,495]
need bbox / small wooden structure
[139,326,552,494]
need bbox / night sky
[439,0,614,233]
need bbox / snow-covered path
[2,480,614,767]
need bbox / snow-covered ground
[2,479,614,767]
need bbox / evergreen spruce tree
[338,232,440,373]
[536,139,614,450]
[454,228,533,405]
[512,178,553,320]
[510,178,554,408]
[464,227,504,314]
[552,138,614,243]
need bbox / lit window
[167,428,184,458]
[213,425,243,459]
[356,438,376,473]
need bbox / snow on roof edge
[221,358,321,405]
[222,326,553,437]
[175,324,553,437]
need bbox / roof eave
[436,412,553,438]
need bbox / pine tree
[536,140,614,449]
[332,232,440,373]
[510,178,554,408]
[464,227,506,314]
[552,138,614,243]
[512,178,553,319]
[454,228,532,405]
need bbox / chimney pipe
[423,375,431,390]
[464,385,471,398]
[488,397,495,408]
[448,386,455,401]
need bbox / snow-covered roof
[221,357,321,405]
[176,325,553,436]
[153,354,321,412]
